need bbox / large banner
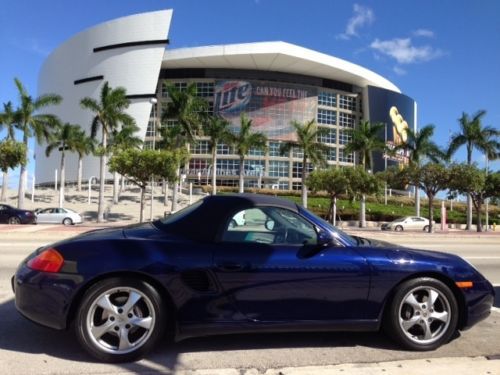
[214,80,317,141]
[367,86,416,172]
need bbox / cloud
[393,66,407,75]
[413,29,435,38]
[337,4,374,40]
[9,38,50,57]
[370,38,444,64]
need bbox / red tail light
[27,248,64,273]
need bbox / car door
[36,208,52,224]
[212,206,370,322]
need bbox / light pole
[149,98,158,221]
[485,155,489,231]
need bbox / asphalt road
[0,229,499,374]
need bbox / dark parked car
[0,204,36,224]
[12,194,494,362]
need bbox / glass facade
[148,72,372,190]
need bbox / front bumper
[461,279,495,330]
[12,264,84,330]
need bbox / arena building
[36,9,416,190]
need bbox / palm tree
[393,124,444,217]
[344,120,386,227]
[161,83,207,211]
[0,102,18,202]
[108,122,142,203]
[73,132,96,191]
[280,119,328,207]
[45,123,82,207]
[447,110,499,230]
[13,78,62,209]
[203,115,232,195]
[80,81,133,222]
[228,113,268,194]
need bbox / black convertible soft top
[159,194,299,242]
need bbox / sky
[1,0,499,183]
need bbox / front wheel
[423,225,429,232]
[384,277,458,351]
[395,225,404,232]
[75,277,167,362]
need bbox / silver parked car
[35,207,83,225]
[381,216,433,231]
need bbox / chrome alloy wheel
[398,286,451,345]
[86,287,156,354]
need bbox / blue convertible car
[13,194,494,362]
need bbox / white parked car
[35,207,83,225]
[381,216,434,231]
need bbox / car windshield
[157,199,204,225]
[298,206,357,247]
[392,217,406,223]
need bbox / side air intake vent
[181,270,214,292]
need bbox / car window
[222,207,317,246]
[0,205,6,211]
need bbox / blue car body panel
[13,194,494,341]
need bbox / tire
[395,225,404,232]
[63,218,73,226]
[423,225,429,232]
[75,277,167,362]
[8,216,21,224]
[384,277,458,351]
[229,219,237,228]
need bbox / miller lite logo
[214,81,252,114]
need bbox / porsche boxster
[12,194,494,362]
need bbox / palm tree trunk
[139,186,145,223]
[474,199,482,232]
[17,134,28,209]
[211,148,217,195]
[301,155,307,208]
[113,172,119,204]
[59,151,65,208]
[466,146,473,230]
[428,195,434,233]
[97,132,107,223]
[239,157,245,194]
[359,195,366,228]
[415,186,420,216]
[77,157,83,191]
[164,179,168,206]
[466,195,473,230]
[1,171,8,202]
[171,166,180,212]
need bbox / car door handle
[216,262,244,271]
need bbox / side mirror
[317,230,334,246]
[265,219,275,231]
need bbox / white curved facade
[162,41,400,93]
[36,10,172,184]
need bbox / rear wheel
[75,277,167,362]
[384,277,458,350]
[423,225,429,232]
[8,216,21,224]
[395,225,404,232]
[63,217,73,226]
